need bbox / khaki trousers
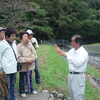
[68,73,85,100]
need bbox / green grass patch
[86,65,100,78]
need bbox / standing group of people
[0,26,89,100]
[0,27,41,100]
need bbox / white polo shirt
[66,46,88,72]
[29,37,39,49]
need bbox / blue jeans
[19,70,34,94]
[34,58,41,83]
[6,73,16,100]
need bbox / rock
[51,91,58,99]
[49,98,53,100]
[42,90,49,93]
[57,93,65,99]
[49,94,54,100]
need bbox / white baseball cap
[27,29,34,34]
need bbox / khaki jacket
[17,41,36,72]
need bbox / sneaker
[21,94,26,98]
[32,91,37,95]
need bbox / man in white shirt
[27,29,41,84]
[54,34,88,100]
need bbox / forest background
[0,0,100,44]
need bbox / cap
[26,29,34,34]
[0,27,5,31]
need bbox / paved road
[0,92,50,100]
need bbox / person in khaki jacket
[17,32,37,98]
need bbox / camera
[32,42,36,47]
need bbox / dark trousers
[19,71,34,94]
[34,58,41,83]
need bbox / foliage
[30,0,100,43]
[0,0,100,43]
[0,0,36,29]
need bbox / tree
[78,1,92,20]
[0,0,37,28]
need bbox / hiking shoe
[21,93,26,98]
[32,91,37,95]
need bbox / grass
[85,65,100,100]
[15,44,100,100]
[35,45,69,95]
